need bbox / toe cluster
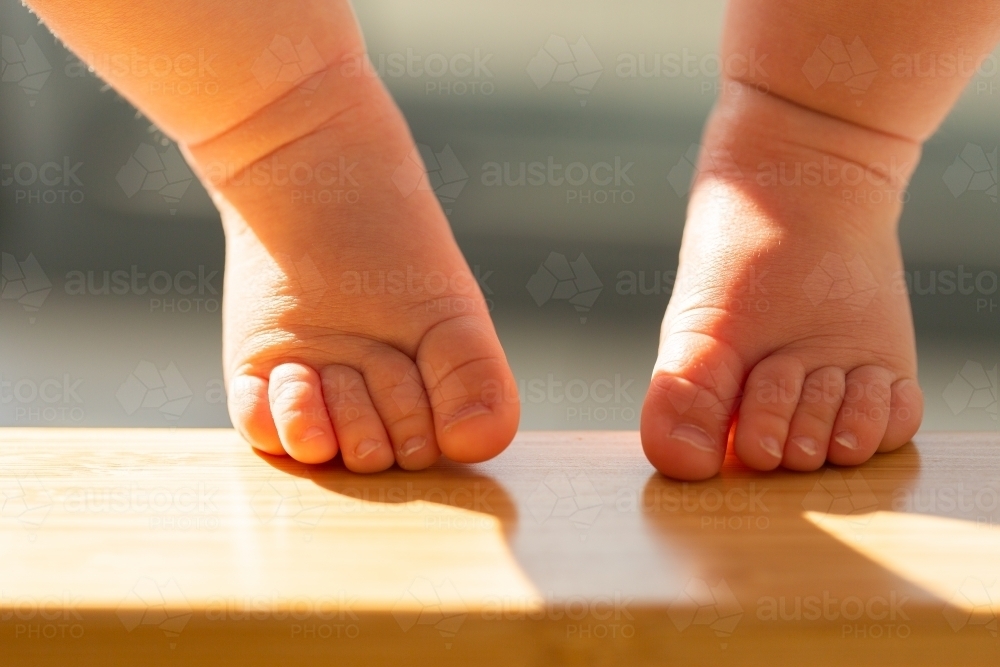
[227,317,520,473]
[642,347,922,480]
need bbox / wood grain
[1,428,999,665]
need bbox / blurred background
[1,0,997,432]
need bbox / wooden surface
[2,428,999,666]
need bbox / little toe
[879,378,923,452]
[828,365,893,467]
[320,364,394,473]
[228,373,284,456]
[268,362,339,464]
[362,350,442,471]
[417,315,520,463]
[733,355,805,471]
[783,366,845,471]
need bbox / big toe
[640,332,746,480]
[417,315,520,463]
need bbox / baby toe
[268,362,339,464]
[783,366,845,471]
[827,365,893,466]
[320,364,395,473]
[733,355,805,471]
[228,373,284,456]
[362,350,441,471]
[879,377,923,452]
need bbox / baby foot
[187,75,519,472]
[641,84,924,480]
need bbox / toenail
[834,431,859,450]
[355,438,383,460]
[670,424,718,454]
[759,436,782,459]
[400,436,427,457]
[791,436,818,457]
[301,426,327,442]
[443,403,492,431]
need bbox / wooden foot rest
[2,429,998,665]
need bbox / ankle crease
[185,55,390,189]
